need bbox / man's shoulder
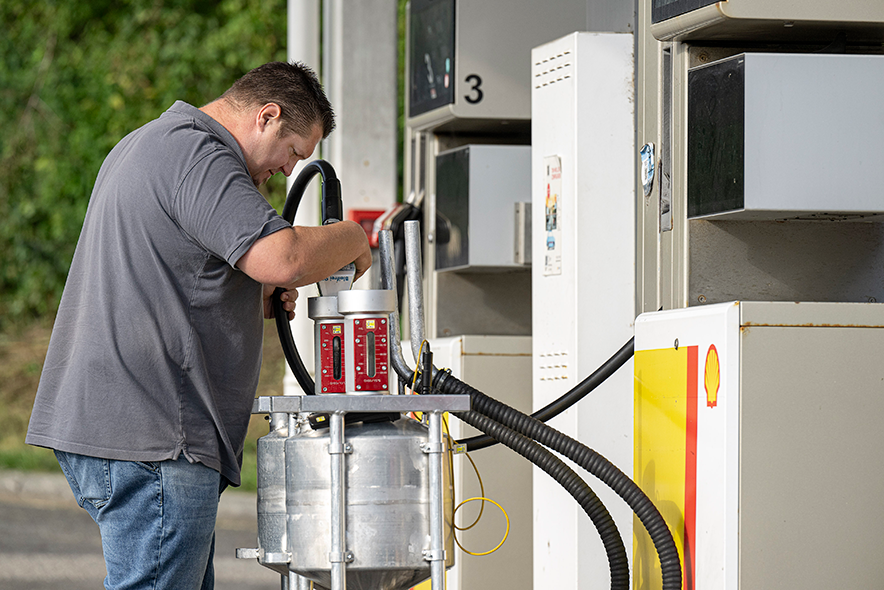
[153,101,245,165]
[116,106,230,167]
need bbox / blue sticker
[640,143,655,196]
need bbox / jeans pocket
[135,460,161,473]
[54,450,112,511]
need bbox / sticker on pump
[543,155,563,277]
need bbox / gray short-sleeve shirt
[26,101,289,485]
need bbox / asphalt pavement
[0,469,282,590]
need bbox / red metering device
[309,290,396,395]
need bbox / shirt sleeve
[171,148,290,267]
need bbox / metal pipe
[270,412,287,434]
[329,412,347,590]
[427,411,445,589]
[382,228,449,588]
[379,230,415,382]
[282,572,313,590]
[404,220,426,364]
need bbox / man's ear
[256,103,282,132]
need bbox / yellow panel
[410,573,444,590]
[633,347,689,590]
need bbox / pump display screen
[409,0,455,118]
[652,0,719,23]
[687,56,745,218]
[435,147,469,270]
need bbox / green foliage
[0,0,289,328]
[0,445,60,473]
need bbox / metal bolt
[674,338,679,350]
[698,294,707,303]
[697,51,709,63]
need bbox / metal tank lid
[337,289,397,315]
[308,295,344,320]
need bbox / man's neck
[200,100,250,152]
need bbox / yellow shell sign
[704,344,720,408]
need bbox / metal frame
[252,394,469,590]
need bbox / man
[26,61,371,589]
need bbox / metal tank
[284,417,454,590]
[254,413,291,575]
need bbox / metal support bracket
[329,551,355,563]
[236,548,261,560]
[328,442,353,455]
[420,441,444,454]
[422,549,447,562]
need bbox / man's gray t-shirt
[27,101,289,485]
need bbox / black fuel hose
[273,160,344,395]
[455,409,629,590]
[435,371,682,590]
[460,337,634,451]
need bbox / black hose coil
[454,409,629,590]
[437,373,683,590]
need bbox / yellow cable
[452,497,510,556]
[441,415,487,532]
[410,340,428,390]
[436,379,504,553]
[454,452,485,531]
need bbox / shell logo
[704,344,720,408]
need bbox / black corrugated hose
[435,371,682,590]
[455,409,629,590]
[460,337,634,451]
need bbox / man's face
[246,116,323,187]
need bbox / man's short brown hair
[220,61,335,139]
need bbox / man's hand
[263,283,298,320]
[353,246,373,283]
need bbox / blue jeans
[55,450,224,590]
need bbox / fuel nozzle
[311,162,354,297]
[317,263,356,297]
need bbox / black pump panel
[652,0,718,24]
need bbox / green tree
[0,0,290,328]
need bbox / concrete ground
[0,469,282,590]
